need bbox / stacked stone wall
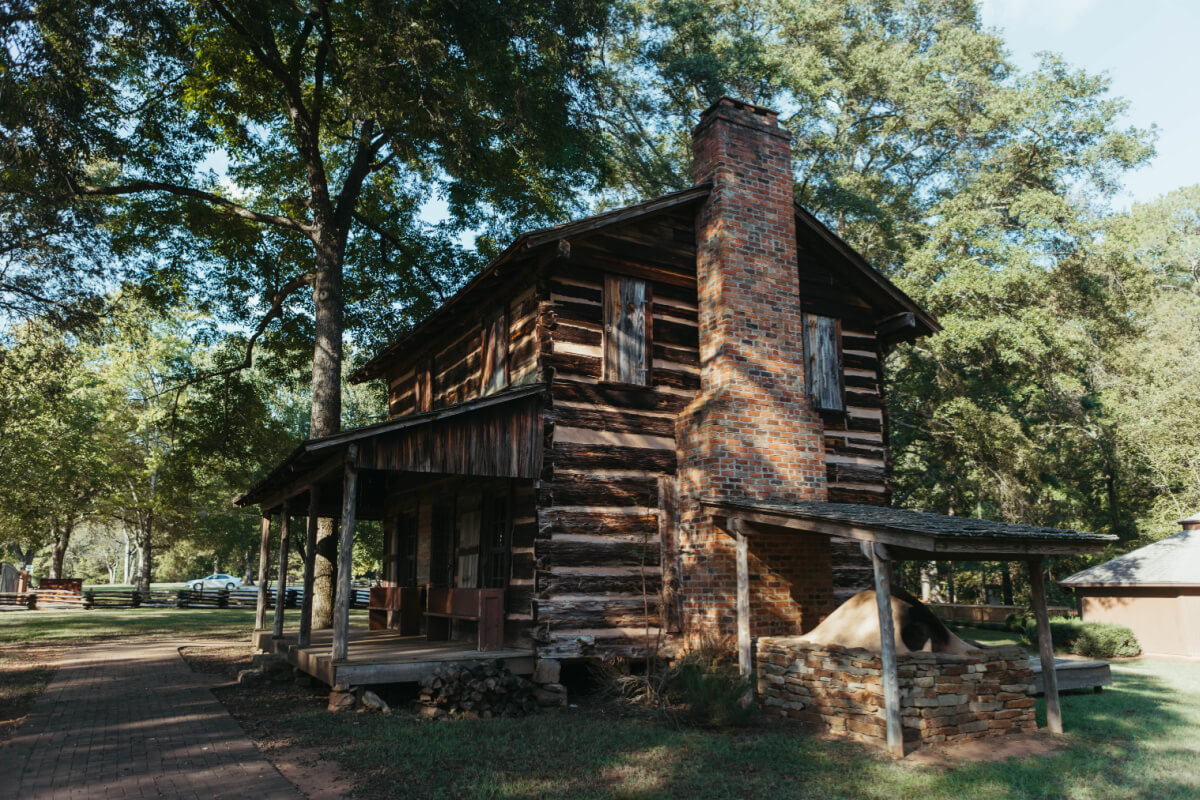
[757,638,1037,745]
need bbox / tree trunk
[309,238,345,630]
[137,514,153,593]
[1106,469,1123,541]
[1000,561,1014,605]
[243,547,254,585]
[947,562,956,603]
[50,521,72,579]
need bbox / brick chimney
[675,98,832,645]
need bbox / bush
[1005,609,1035,632]
[1072,622,1141,658]
[669,653,757,727]
[1019,615,1141,659]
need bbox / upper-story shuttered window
[481,309,508,396]
[804,314,844,411]
[604,275,651,386]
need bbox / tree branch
[148,272,315,399]
[351,211,447,301]
[61,180,312,235]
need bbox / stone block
[937,693,968,706]
[532,658,561,684]
[1005,698,1036,709]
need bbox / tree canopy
[0,0,1197,602]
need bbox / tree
[2,0,612,623]
[1093,186,1200,542]
[0,321,111,577]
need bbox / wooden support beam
[272,501,291,639]
[731,520,752,680]
[254,514,271,631]
[1028,557,1062,733]
[869,542,905,757]
[331,446,360,663]
[298,487,320,647]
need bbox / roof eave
[350,184,713,385]
[793,204,941,342]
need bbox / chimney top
[693,96,788,141]
[1182,512,1200,532]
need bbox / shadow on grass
[284,660,1199,800]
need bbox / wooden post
[1028,557,1062,733]
[731,520,752,679]
[869,542,904,757]
[331,445,359,662]
[298,487,320,647]
[272,501,291,639]
[254,513,271,631]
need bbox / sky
[979,0,1200,209]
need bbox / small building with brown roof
[1061,514,1200,659]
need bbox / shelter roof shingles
[703,498,1115,558]
[1061,530,1200,587]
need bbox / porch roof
[702,498,1116,560]
[236,383,545,514]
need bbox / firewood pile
[417,660,545,719]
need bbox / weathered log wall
[386,264,541,418]
[798,242,890,600]
[534,204,700,660]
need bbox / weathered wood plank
[550,442,677,473]
[539,510,659,537]
[546,405,675,437]
[537,476,658,508]
[536,595,660,628]
[536,536,662,567]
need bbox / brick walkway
[0,640,301,799]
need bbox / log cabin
[240,98,1114,750]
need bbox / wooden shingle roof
[703,498,1115,559]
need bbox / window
[481,309,508,395]
[482,492,509,589]
[430,500,453,587]
[804,314,844,411]
[396,511,418,588]
[603,275,651,385]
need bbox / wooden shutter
[416,361,432,412]
[804,314,844,411]
[481,309,508,396]
[604,275,650,386]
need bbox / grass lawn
[3,610,1198,798]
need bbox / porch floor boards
[253,628,535,687]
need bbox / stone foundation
[757,638,1037,746]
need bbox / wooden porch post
[731,520,752,679]
[331,445,360,662]
[1028,557,1063,733]
[868,542,904,757]
[298,487,320,647]
[272,501,291,638]
[254,513,271,631]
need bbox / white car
[189,573,243,592]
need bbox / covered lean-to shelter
[1061,513,1200,659]
[238,98,1115,753]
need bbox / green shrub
[669,653,757,727]
[1005,609,1034,632]
[1019,615,1141,659]
[1072,622,1141,658]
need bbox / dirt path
[0,639,301,799]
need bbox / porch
[254,627,535,687]
[235,385,544,678]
